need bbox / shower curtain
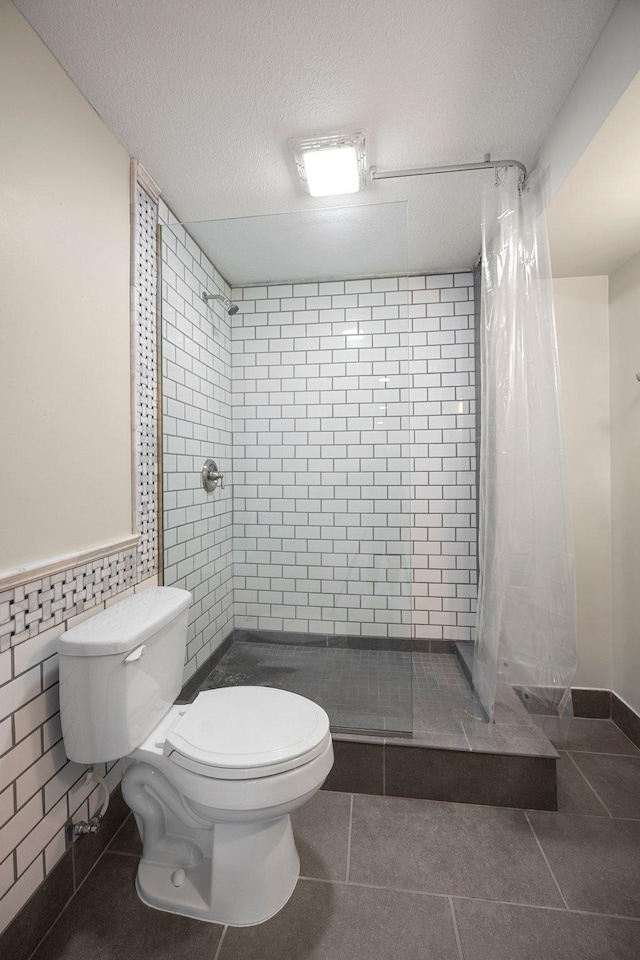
[473,168,578,739]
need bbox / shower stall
[158,199,483,742]
[158,177,576,751]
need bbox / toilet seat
[163,687,331,780]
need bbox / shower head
[202,291,239,316]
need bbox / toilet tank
[57,587,192,763]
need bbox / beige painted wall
[609,249,640,714]
[554,276,613,690]
[0,0,132,572]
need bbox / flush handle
[124,644,146,663]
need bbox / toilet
[57,587,333,926]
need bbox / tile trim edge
[0,535,140,591]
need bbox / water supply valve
[202,459,225,491]
[65,767,110,845]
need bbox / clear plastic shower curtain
[473,168,578,739]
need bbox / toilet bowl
[57,588,334,926]
[122,686,333,925]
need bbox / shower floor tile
[201,640,415,735]
[195,639,556,757]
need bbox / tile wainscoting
[0,566,159,941]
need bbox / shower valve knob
[202,459,225,492]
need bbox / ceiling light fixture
[290,132,367,197]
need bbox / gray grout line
[322,785,640,823]
[298,876,640,923]
[104,848,140,859]
[452,899,640,923]
[461,726,473,751]
[523,810,570,911]
[449,897,466,960]
[525,807,640,823]
[212,925,228,960]
[338,788,545,816]
[345,794,354,883]
[564,751,614,817]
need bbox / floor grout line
[325,784,640,821]
[449,897,466,960]
[564,751,615,817]
[345,794,354,883]
[297,875,640,923]
[212,925,228,960]
[523,810,570,911]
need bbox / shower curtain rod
[370,156,528,182]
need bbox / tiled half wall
[231,273,477,643]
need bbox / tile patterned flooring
[31,718,640,959]
[202,640,416,733]
[203,642,556,757]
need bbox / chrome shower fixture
[202,291,239,315]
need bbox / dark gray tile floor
[219,880,461,960]
[454,899,640,960]
[31,854,223,960]
[348,794,564,906]
[555,752,609,816]
[32,718,640,960]
[569,753,640,817]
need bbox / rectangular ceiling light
[291,133,367,197]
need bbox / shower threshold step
[324,720,558,811]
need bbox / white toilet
[57,587,333,926]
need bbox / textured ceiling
[547,69,640,278]
[14,0,616,282]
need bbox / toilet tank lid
[57,587,191,657]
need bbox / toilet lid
[163,687,331,780]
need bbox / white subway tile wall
[231,273,477,642]
[0,179,161,936]
[159,209,234,679]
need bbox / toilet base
[134,813,301,926]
